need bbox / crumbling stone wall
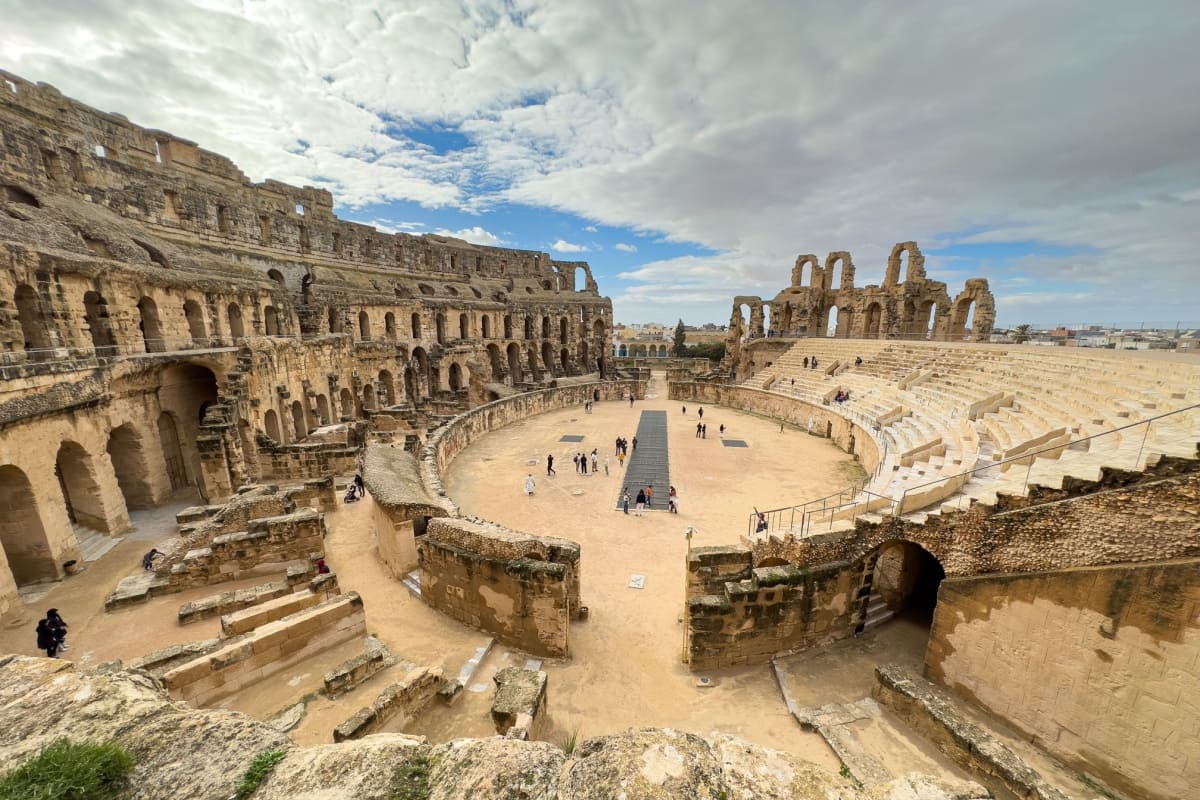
[417,518,577,657]
[928,559,1200,800]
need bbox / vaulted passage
[55,440,111,532]
[107,424,154,510]
[866,540,946,630]
[0,465,56,584]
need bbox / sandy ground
[0,372,920,769]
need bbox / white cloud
[584,225,598,232]
[614,243,637,253]
[1,1,1198,324]
[550,239,590,253]
[432,226,505,246]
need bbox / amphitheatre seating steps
[178,571,337,625]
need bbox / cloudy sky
[3,1,1198,326]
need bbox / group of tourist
[34,608,69,658]
[620,485,679,516]
[833,389,851,404]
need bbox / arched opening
[54,441,109,532]
[579,340,589,369]
[542,341,555,374]
[560,347,570,371]
[291,399,308,439]
[951,299,975,339]
[329,307,343,334]
[448,362,463,391]
[0,465,56,584]
[412,347,431,398]
[157,411,188,491]
[156,363,218,489]
[864,302,883,338]
[559,317,568,344]
[339,387,356,420]
[919,300,936,339]
[264,409,281,442]
[411,312,422,339]
[14,284,51,357]
[379,370,396,406]
[862,541,946,636]
[487,344,504,379]
[459,313,469,340]
[524,317,534,339]
[264,305,281,336]
[227,303,245,339]
[541,316,551,339]
[138,296,165,353]
[504,314,513,339]
[267,269,286,289]
[592,318,605,339]
[436,313,446,345]
[825,306,839,337]
[481,315,491,339]
[404,368,417,401]
[903,299,918,338]
[384,312,396,340]
[507,342,523,384]
[618,344,627,357]
[358,310,371,340]
[316,394,331,425]
[106,424,154,510]
[184,299,206,345]
[83,291,116,354]
[361,382,377,411]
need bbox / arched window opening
[560,348,570,371]
[157,412,188,491]
[448,362,463,391]
[504,315,513,339]
[411,312,421,339]
[481,315,492,339]
[264,409,281,442]
[328,306,343,334]
[14,284,51,357]
[227,303,245,340]
[83,291,115,354]
[358,310,371,341]
[559,317,568,344]
[436,313,446,345]
[524,317,534,339]
[316,394,331,425]
[459,313,469,340]
[507,343,523,384]
[184,299,206,345]
[137,296,165,353]
[384,312,396,340]
[264,305,281,336]
[380,370,396,406]
[339,387,356,420]
[541,316,551,339]
[107,424,154,510]
[291,400,308,439]
[361,382,377,411]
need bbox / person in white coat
[524,474,536,496]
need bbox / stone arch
[618,343,627,357]
[359,310,371,340]
[887,241,925,285]
[541,316,551,339]
[157,411,188,491]
[560,347,570,371]
[184,299,206,344]
[404,368,417,401]
[0,465,56,584]
[524,316,535,339]
[411,312,422,339]
[379,369,396,406]
[791,254,819,288]
[864,302,883,338]
[361,382,376,412]
[384,312,396,340]
[951,297,975,340]
[267,268,286,289]
[83,291,116,354]
[339,387,356,420]
[504,314,514,339]
[412,347,431,398]
[559,317,568,344]
[487,343,504,379]
[264,409,281,441]
[292,399,309,438]
[592,318,605,339]
[579,340,590,369]
[448,362,464,391]
[227,303,245,339]
[13,283,51,356]
[459,313,469,340]
[436,313,446,345]
[106,424,154,510]
[866,540,946,629]
[526,345,542,382]
[919,300,938,338]
[542,341,555,373]
[264,305,280,336]
[316,394,331,425]
[54,441,112,532]
[506,342,523,383]
[137,296,165,353]
[329,306,343,334]
[824,252,854,292]
[481,315,491,339]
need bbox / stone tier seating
[742,339,1200,538]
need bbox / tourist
[524,474,536,496]
[547,454,555,476]
[46,608,69,652]
[668,486,678,514]
[622,487,631,514]
[701,423,707,438]
[142,548,160,571]
[682,405,687,415]
[645,485,654,508]
[315,558,331,575]
[790,378,795,386]
[590,450,598,473]
[593,388,600,403]
[353,472,365,497]
[755,513,768,533]
[573,453,581,473]
[696,421,702,438]
[629,395,634,408]
[614,437,621,455]
[581,454,588,475]
[632,436,638,452]
[604,455,610,476]
[634,487,646,516]
[698,407,704,420]
[803,356,809,368]
[811,357,818,370]
[36,618,58,658]
[855,355,863,366]
[719,424,725,437]
[618,450,626,467]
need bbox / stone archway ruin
[0,465,57,585]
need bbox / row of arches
[347,308,606,349]
[616,344,670,358]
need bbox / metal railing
[749,401,1200,539]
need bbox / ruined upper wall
[0,69,605,298]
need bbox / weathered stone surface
[491,666,547,736]
[255,735,426,800]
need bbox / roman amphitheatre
[0,70,1197,800]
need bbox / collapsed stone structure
[0,69,612,611]
[724,243,995,377]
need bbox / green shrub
[234,749,288,800]
[0,738,133,800]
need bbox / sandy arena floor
[1,372,930,767]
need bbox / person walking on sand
[524,474,536,496]
[635,487,646,516]
[547,454,555,476]
[668,485,678,514]
[36,618,58,658]
[618,449,626,468]
[645,485,654,508]
[604,454,610,475]
[622,487,631,514]
[696,421,702,438]
[629,395,634,408]
[573,453,581,473]
[698,407,704,421]
[590,449,598,473]
[581,454,588,475]
[719,423,725,438]
[701,423,707,438]
[682,405,687,415]
[632,436,638,452]
[46,608,69,652]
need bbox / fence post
[1136,419,1152,470]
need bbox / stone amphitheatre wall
[0,70,614,606]
[417,518,579,657]
[668,381,882,475]
[928,559,1200,800]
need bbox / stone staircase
[615,409,671,510]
